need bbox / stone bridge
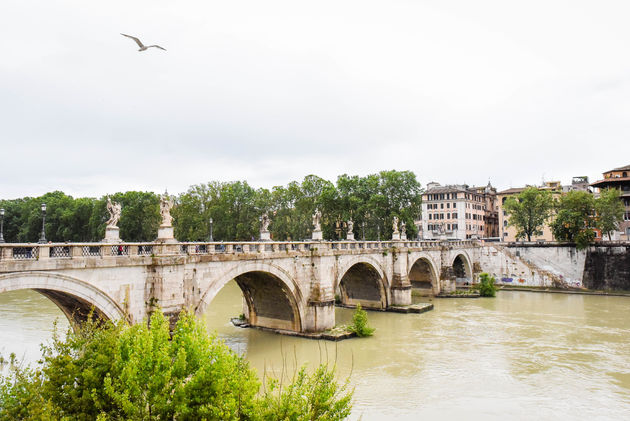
[0,240,480,333]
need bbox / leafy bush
[475,272,497,297]
[0,310,353,420]
[260,365,353,420]
[348,303,375,337]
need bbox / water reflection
[2,285,630,420]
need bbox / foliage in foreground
[348,304,375,337]
[0,311,353,421]
[475,273,497,297]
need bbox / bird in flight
[121,33,166,51]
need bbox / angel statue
[261,213,271,232]
[160,192,174,227]
[401,221,407,235]
[392,216,399,234]
[106,197,122,228]
[312,209,322,231]
[347,219,354,234]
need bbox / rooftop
[423,185,469,194]
[591,177,630,187]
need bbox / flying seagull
[121,33,166,51]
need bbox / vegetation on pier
[348,304,375,337]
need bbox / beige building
[497,181,561,242]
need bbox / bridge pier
[390,247,412,306]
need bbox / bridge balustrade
[0,239,478,263]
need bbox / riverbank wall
[479,242,630,290]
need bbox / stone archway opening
[34,289,111,327]
[453,254,472,285]
[409,258,437,295]
[338,262,387,310]
[229,271,302,332]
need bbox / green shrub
[476,272,497,297]
[0,310,353,420]
[348,303,375,337]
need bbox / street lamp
[209,217,214,241]
[0,208,5,243]
[361,221,365,241]
[377,222,381,242]
[38,203,47,244]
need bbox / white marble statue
[392,216,399,234]
[312,209,322,231]
[347,219,354,234]
[261,213,271,232]
[401,221,407,235]
[106,197,122,228]
[160,192,174,227]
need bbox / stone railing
[0,239,479,262]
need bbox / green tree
[503,187,554,241]
[0,311,353,420]
[551,191,596,249]
[595,188,625,240]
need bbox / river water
[1,284,629,420]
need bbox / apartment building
[420,182,496,240]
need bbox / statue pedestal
[392,233,401,240]
[157,225,176,243]
[346,232,355,241]
[104,227,121,242]
[260,231,271,241]
[401,233,407,240]
[312,230,323,241]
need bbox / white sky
[1,0,629,199]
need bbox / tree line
[0,170,422,243]
[503,187,625,248]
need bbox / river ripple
[2,286,629,420]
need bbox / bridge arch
[0,271,126,326]
[408,254,439,294]
[452,251,473,283]
[195,262,304,332]
[336,256,388,310]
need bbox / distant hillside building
[591,164,630,240]
[420,182,497,240]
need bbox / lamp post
[0,208,5,243]
[209,217,214,241]
[377,222,381,242]
[361,221,365,241]
[38,203,47,244]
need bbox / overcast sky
[1,0,629,199]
